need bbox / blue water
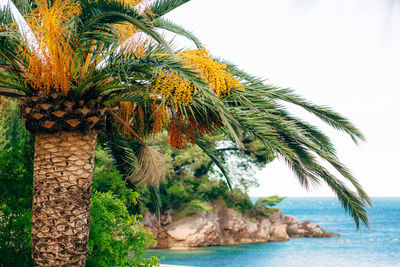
[146,197,400,267]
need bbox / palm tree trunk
[31,130,98,266]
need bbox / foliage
[94,147,115,171]
[173,200,212,220]
[0,98,27,151]
[87,191,160,267]
[93,168,139,214]
[197,179,229,202]
[0,129,34,266]
[223,188,254,216]
[160,133,273,191]
[190,200,212,212]
[256,195,286,208]
[134,135,283,219]
[165,184,190,210]
[254,195,286,217]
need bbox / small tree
[87,191,160,267]
[255,195,286,217]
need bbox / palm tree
[0,0,370,265]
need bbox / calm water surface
[146,198,400,267]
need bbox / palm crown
[0,0,370,265]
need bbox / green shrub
[87,191,160,267]
[255,195,286,207]
[165,184,191,209]
[174,199,212,219]
[0,98,26,151]
[223,188,254,216]
[254,195,286,217]
[0,205,32,266]
[93,168,138,214]
[186,200,212,216]
[190,200,212,212]
[94,147,114,170]
[0,134,34,266]
[197,179,229,202]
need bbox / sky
[165,0,400,197]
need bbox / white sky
[165,0,400,197]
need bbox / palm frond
[154,18,203,48]
[264,87,365,144]
[128,144,169,185]
[149,185,161,218]
[78,0,173,54]
[103,134,138,176]
[222,82,370,228]
[196,137,232,190]
[146,0,191,19]
[0,88,25,98]
[220,59,365,144]
[144,50,244,147]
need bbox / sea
[146,197,400,267]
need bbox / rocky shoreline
[143,203,339,248]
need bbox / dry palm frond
[128,144,169,185]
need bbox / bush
[190,200,212,212]
[93,168,138,214]
[197,179,229,202]
[173,199,212,220]
[223,188,254,216]
[87,191,160,267]
[0,134,34,266]
[165,184,191,209]
[254,195,286,217]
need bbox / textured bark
[32,131,98,266]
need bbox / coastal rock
[143,212,160,239]
[269,211,290,241]
[186,218,219,246]
[165,211,219,247]
[218,208,267,245]
[256,217,272,240]
[283,215,340,238]
[269,223,289,241]
[219,208,247,235]
[269,211,284,224]
[143,208,338,248]
[284,215,307,237]
[160,210,173,226]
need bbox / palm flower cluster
[20,0,81,95]
[148,48,242,148]
[151,48,243,106]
